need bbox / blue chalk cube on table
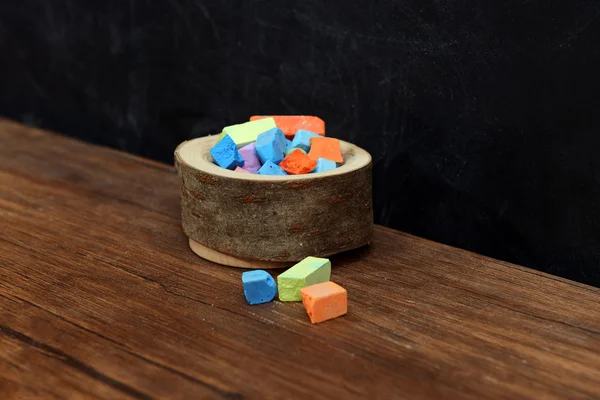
[291,130,320,152]
[313,158,337,173]
[242,270,277,305]
[209,134,244,170]
[258,160,287,175]
[255,127,287,164]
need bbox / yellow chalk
[219,118,277,147]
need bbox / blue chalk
[291,130,320,152]
[255,127,287,164]
[242,270,277,305]
[286,139,293,151]
[209,134,244,170]
[258,160,287,175]
[313,158,337,173]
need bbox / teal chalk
[313,158,337,173]
[258,160,287,175]
[255,127,287,165]
[291,130,320,152]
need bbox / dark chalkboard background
[2,1,599,286]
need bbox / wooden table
[1,119,599,400]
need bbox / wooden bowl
[175,135,373,269]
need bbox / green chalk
[219,118,277,147]
[277,257,331,301]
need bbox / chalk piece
[209,135,244,170]
[286,147,306,156]
[313,158,337,173]
[279,149,317,175]
[291,130,320,152]
[301,282,347,324]
[219,118,277,147]
[255,127,287,164]
[250,115,325,139]
[308,137,343,163]
[257,160,287,175]
[285,139,297,156]
[242,270,277,305]
[234,166,250,173]
[238,143,262,173]
[277,257,331,301]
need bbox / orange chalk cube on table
[250,115,325,139]
[300,282,347,324]
[279,149,317,175]
[307,137,343,163]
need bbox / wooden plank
[0,119,599,399]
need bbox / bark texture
[176,143,373,261]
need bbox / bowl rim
[175,135,372,181]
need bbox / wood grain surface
[0,119,599,400]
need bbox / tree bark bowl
[175,135,373,269]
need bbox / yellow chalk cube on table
[219,117,277,147]
[277,257,331,302]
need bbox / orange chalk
[300,282,347,324]
[279,149,317,175]
[250,115,325,139]
[307,137,343,163]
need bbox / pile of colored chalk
[241,257,347,324]
[209,116,343,175]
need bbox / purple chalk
[238,143,262,173]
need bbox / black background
[2,1,599,286]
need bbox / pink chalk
[238,143,261,173]
[235,167,250,173]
